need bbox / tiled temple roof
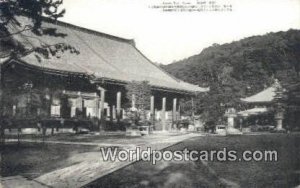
[241,86,276,103]
[5,16,208,93]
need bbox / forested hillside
[162,29,300,123]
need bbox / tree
[179,98,194,117]
[0,0,78,60]
[163,30,300,125]
[0,1,74,136]
[125,81,151,126]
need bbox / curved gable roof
[8,16,207,93]
[241,86,276,103]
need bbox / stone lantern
[224,108,237,128]
[273,79,286,131]
[225,108,243,134]
[274,105,284,130]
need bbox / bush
[204,121,216,132]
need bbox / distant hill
[162,29,300,122]
[162,29,300,96]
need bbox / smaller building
[238,80,285,131]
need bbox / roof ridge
[41,16,135,45]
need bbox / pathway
[1,133,201,188]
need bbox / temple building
[238,80,300,131]
[0,16,207,132]
[238,83,279,131]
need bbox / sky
[60,0,300,64]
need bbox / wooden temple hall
[0,16,207,131]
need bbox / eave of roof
[4,58,206,95]
[237,107,269,117]
[91,77,206,95]
[240,86,276,104]
[3,59,90,77]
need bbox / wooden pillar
[109,105,113,122]
[116,91,121,122]
[49,93,53,117]
[112,105,116,120]
[81,97,85,118]
[98,86,106,132]
[239,118,243,131]
[155,108,158,120]
[172,98,177,128]
[178,105,181,120]
[162,97,166,131]
[122,109,127,119]
[70,98,76,117]
[150,96,155,125]
[92,96,100,131]
[43,89,51,118]
[191,97,195,124]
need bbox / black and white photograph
[0,0,300,187]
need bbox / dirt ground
[0,143,99,179]
[85,133,300,188]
